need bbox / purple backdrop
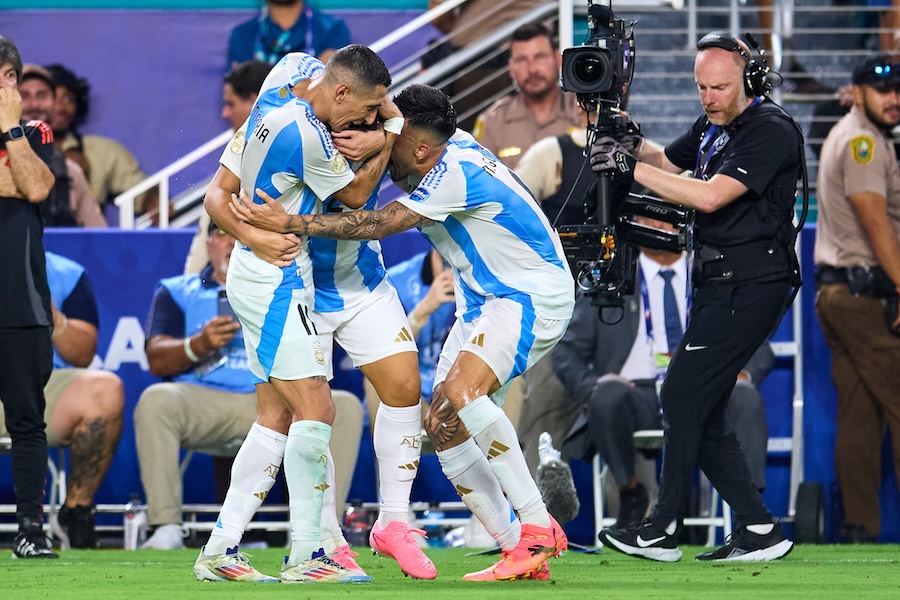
[2,10,436,198]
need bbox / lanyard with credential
[254,5,314,63]
[694,96,763,179]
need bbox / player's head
[323,44,392,132]
[45,64,90,135]
[223,60,271,130]
[508,22,560,101]
[694,32,755,126]
[851,54,900,131]
[388,84,456,185]
[0,35,23,89]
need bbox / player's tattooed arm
[231,187,432,240]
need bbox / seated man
[553,226,773,529]
[0,251,125,549]
[137,221,363,550]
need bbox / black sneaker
[839,523,878,544]
[52,504,97,549]
[615,483,649,529]
[13,519,59,559]
[695,523,793,561]
[598,518,682,562]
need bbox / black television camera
[557,1,689,318]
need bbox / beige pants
[0,368,83,447]
[134,382,363,526]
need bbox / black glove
[590,136,637,186]
[619,116,643,154]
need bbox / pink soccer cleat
[490,516,567,581]
[369,521,437,580]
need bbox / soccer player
[193,45,405,584]
[231,84,574,581]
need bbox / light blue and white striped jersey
[220,52,387,313]
[396,137,574,322]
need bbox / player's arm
[329,98,402,209]
[231,187,432,240]
[204,164,302,267]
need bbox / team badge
[278,86,289,99]
[850,135,875,165]
[229,131,246,155]
[313,341,325,365]
[332,153,349,175]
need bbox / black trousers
[0,326,53,524]
[650,278,789,530]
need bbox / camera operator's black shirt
[664,100,801,248]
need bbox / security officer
[588,31,801,562]
[473,22,581,170]
[814,53,900,545]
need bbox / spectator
[868,0,900,53]
[0,34,57,558]
[473,22,581,171]
[43,63,157,219]
[1,251,126,550]
[19,65,106,228]
[227,0,350,69]
[553,227,773,529]
[137,219,365,550]
[755,0,832,96]
[184,60,271,276]
[814,53,900,544]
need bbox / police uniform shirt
[665,101,802,248]
[515,128,588,203]
[473,90,582,170]
[0,119,54,328]
[814,105,900,269]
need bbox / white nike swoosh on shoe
[636,535,666,547]
[684,343,708,351]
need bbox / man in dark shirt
[590,31,801,562]
[0,35,58,558]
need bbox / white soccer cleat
[193,545,279,582]
[279,548,373,583]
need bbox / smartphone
[217,289,237,321]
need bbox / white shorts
[226,247,326,384]
[316,278,418,379]
[434,297,569,406]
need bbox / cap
[852,54,900,90]
[21,63,55,89]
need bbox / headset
[696,31,771,97]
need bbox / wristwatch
[0,125,25,143]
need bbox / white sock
[747,523,774,535]
[285,420,331,565]
[437,437,520,551]
[319,446,347,554]
[374,402,422,528]
[459,396,550,528]
[205,423,285,555]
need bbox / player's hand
[244,227,302,267]
[198,315,240,350]
[378,96,403,122]
[0,87,23,132]
[230,188,290,234]
[590,135,637,186]
[332,128,386,162]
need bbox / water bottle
[342,502,370,547]
[422,503,446,548]
[123,494,148,550]
[538,432,561,465]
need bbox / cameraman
[589,32,800,562]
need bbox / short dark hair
[393,84,456,143]
[511,22,556,49]
[224,60,271,100]
[326,44,391,90]
[46,64,91,127]
[0,35,22,84]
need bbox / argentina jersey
[395,139,574,322]
[309,175,389,313]
[232,52,355,294]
